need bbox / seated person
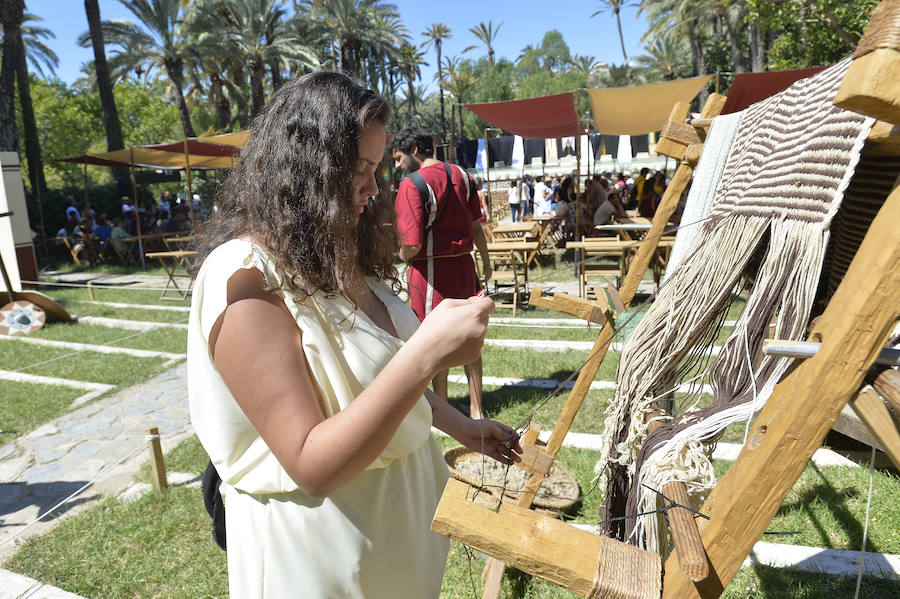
[93,215,112,247]
[109,218,129,254]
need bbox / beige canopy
[198,130,251,148]
[587,75,713,135]
[88,147,234,169]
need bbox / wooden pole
[183,140,196,230]
[647,414,708,582]
[34,165,47,261]
[484,128,491,221]
[147,426,168,491]
[129,148,146,271]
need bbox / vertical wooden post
[86,280,95,301]
[147,426,168,491]
[484,128,492,222]
[128,148,146,271]
[183,140,197,230]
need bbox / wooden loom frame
[431,18,900,598]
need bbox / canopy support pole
[184,140,196,229]
[129,148,146,271]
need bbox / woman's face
[353,121,387,216]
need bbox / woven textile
[664,111,744,280]
[596,57,875,552]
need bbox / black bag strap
[408,163,455,236]
[201,460,227,551]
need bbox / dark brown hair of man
[194,71,400,300]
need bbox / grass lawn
[3,265,897,598]
[6,434,899,599]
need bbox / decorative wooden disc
[0,300,46,335]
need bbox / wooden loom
[431,7,900,597]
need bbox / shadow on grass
[0,481,97,524]
[776,462,876,553]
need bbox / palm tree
[83,0,196,137]
[84,0,125,159]
[464,20,502,66]
[422,22,451,143]
[17,14,59,192]
[442,56,475,139]
[592,0,633,63]
[307,0,405,79]
[397,42,426,120]
[193,0,319,118]
[636,36,689,80]
[0,0,25,151]
[638,0,716,102]
[568,54,599,79]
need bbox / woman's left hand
[457,419,523,466]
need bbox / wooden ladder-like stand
[431,9,900,597]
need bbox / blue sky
[26,0,650,90]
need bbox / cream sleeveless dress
[187,240,450,598]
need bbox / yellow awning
[89,148,234,169]
[198,130,251,148]
[587,75,713,135]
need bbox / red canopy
[56,154,132,167]
[143,138,239,157]
[464,92,579,139]
[721,66,828,114]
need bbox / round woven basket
[443,445,580,514]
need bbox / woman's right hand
[408,295,494,376]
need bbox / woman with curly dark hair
[188,72,520,598]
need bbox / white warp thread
[664,111,745,281]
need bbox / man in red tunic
[391,127,491,419]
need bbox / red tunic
[395,162,482,322]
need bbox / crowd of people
[495,167,670,239]
[52,191,209,264]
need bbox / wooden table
[528,214,566,257]
[567,239,635,297]
[146,250,198,300]
[493,221,540,239]
[486,241,539,288]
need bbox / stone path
[0,363,193,563]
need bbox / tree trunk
[166,62,196,138]
[615,11,628,62]
[340,38,356,77]
[249,58,266,119]
[15,30,45,193]
[723,11,746,73]
[231,65,250,129]
[0,0,24,152]
[689,33,708,106]
[749,22,765,72]
[84,0,124,154]
[407,75,415,119]
[437,41,446,143]
[209,71,231,131]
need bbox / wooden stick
[850,386,900,471]
[872,367,900,420]
[528,285,610,325]
[762,339,900,366]
[147,426,168,491]
[647,416,709,582]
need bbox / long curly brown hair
[194,71,400,299]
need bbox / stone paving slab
[0,568,87,599]
[0,363,193,562]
